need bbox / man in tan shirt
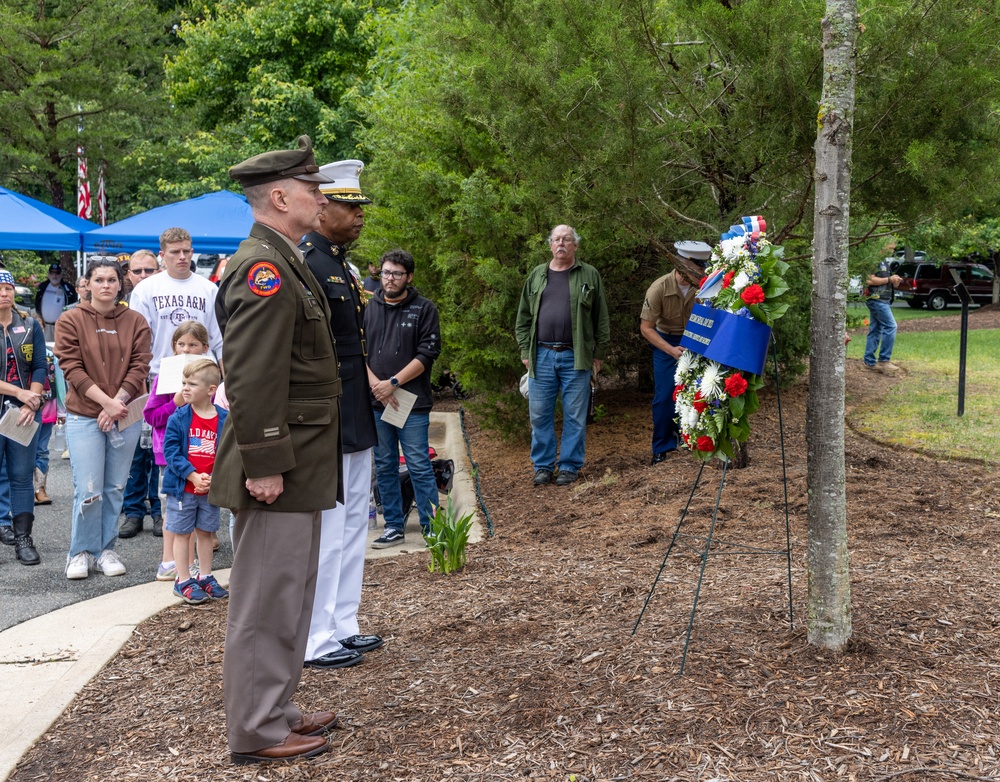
[639,240,712,464]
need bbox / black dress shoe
[338,634,384,652]
[555,470,578,486]
[118,516,142,539]
[533,469,553,486]
[304,649,364,669]
[0,526,13,546]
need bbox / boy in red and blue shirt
[162,359,229,604]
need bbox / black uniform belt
[539,342,573,352]
[288,378,342,399]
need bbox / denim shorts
[163,493,221,534]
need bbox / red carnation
[741,284,765,305]
[722,271,735,288]
[692,391,707,413]
[724,373,748,397]
[696,436,715,452]
[673,384,685,401]
[682,433,690,445]
[699,276,708,287]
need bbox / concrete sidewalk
[0,411,481,782]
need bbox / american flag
[96,160,107,226]
[77,146,91,220]
[188,436,216,456]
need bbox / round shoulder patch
[248,261,282,297]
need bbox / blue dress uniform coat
[300,232,377,453]
[209,223,344,511]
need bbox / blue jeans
[35,421,53,475]
[122,439,161,518]
[865,299,897,365]
[0,417,40,522]
[528,347,591,474]
[374,409,438,533]
[0,465,11,525]
[651,333,682,454]
[66,415,141,559]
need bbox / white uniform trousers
[304,447,373,660]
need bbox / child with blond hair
[162,358,228,604]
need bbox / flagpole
[76,106,90,278]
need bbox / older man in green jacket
[515,224,610,487]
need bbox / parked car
[193,253,220,279]
[895,261,995,310]
[208,256,229,285]
[14,284,33,311]
[890,249,928,274]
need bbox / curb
[0,411,481,781]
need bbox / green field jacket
[515,261,610,376]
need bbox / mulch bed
[10,316,1000,781]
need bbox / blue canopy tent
[83,191,253,255]
[0,186,97,251]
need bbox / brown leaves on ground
[10,332,1000,781]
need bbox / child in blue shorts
[162,359,229,604]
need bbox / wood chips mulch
[10,307,1000,782]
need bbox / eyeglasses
[130,268,157,276]
[380,270,407,279]
[550,237,576,245]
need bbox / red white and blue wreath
[673,216,790,462]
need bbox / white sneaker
[96,549,127,577]
[66,552,94,580]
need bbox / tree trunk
[806,0,856,651]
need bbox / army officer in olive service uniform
[211,136,344,765]
[300,160,383,670]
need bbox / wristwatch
[389,376,399,387]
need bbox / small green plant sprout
[423,496,474,574]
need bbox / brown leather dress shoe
[231,732,329,765]
[289,710,339,736]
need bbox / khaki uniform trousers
[223,507,322,753]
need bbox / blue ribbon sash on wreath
[680,303,772,376]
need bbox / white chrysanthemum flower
[732,271,751,292]
[700,361,724,400]
[685,407,701,430]
[675,351,696,383]
[719,237,746,260]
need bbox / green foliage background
[2,0,1000,413]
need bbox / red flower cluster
[696,436,715,452]
[724,373,748,397]
[699,276,708,287]
[741,284,765,305]
[692,392,707,413]
[722,271,735,288]
[673,384,684,401]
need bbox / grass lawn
[847,301,984,322]
[846,326,999,464]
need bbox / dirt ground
[10,307,1000,782]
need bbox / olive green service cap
[316,160,372,204]
[229,135,335,187]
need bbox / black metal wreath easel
[632,334,793,675]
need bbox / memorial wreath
[673,217,790,462]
